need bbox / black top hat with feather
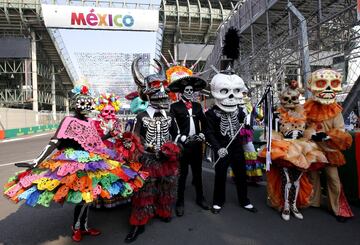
[220,27,240,73]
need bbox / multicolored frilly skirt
[3,148,148,207]
[230,128,264,182]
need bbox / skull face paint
[308,68,342,105]
[73,94,94,115]
[100,104,116,121]
[182,85,194,101]
[210,73,246,112]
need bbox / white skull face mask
[308,68,342,105]
[280,88,300,109]
[210,73,246,112]
[182,85,194,101]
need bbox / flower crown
[94,93,121,112]
[71,85,94,97]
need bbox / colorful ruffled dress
[92,118,131,208]
[4,117,147,207]
[240,127,264,182]
[258,105,328,210]
[230,103,264,182]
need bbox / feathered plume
[222,27,240,67]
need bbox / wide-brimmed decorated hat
[161,53,207,93]
[167,65,207,93]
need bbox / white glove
[217,148,228,158]
[180,135,187,142]
[198,133,205,141]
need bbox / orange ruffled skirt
[266,166,313,210]
[259,138,328,170]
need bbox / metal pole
[65,96,70,116]
[25,59,31,100]
[51,64,57,122]
[31,31,39,125]
[287,2,311,98]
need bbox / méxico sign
[41,4,159,31]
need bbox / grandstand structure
[159,0,239,67]
[202,0,360,117]
[0,0,359,118]
[0,0,77,113]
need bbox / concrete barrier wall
[0,108,66,139]
[0,108,38,129]
[0,108,66,130]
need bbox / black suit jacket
[170,100,207,137]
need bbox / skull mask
[72,94,94,115]
[210,73,246,112]
[308,68,342,105]
[280,88,300,109]
[182,85,194,101]
[100,104,116,121]
[132,58,170,110]
[130,97,148,114]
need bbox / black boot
[176,205,184,217]
[124,225,145,243]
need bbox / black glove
[311,132,328,142]
[15,161,37,169]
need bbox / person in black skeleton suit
[205,71,257,214]
[167,65,210,217]
[125,58,180,243]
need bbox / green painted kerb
[4,124,59,139]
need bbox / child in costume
[259,81,327,221]
[124,58,180,243]
[93,93,121,149]
[92,93,130,208]
[230,92,264,185]
[3,84,147,242]
[304,68,353,222]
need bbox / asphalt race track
[0,133,360,245]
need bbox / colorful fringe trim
[3,148,147,207]
[129,143,179,226]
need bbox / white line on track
[0,132,53,144]
[0,159,33,167]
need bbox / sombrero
[166,65,207,93]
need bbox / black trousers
[176,142,204,206]
[213,144,249,207]
[73,204,89,230]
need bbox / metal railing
[0,89,66,107]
